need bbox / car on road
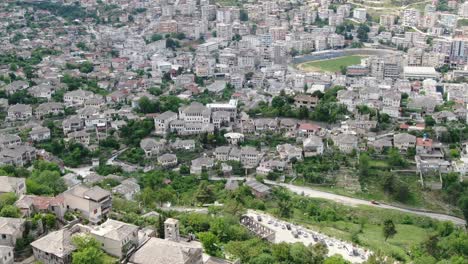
[268,220,273,224]
[370,200,380,205]
[257,215,262,221]
[292,231,299,238]
[286,224,291,230]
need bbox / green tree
[0,193,17,210]
[383,219,397,241]
[359,153,370,177]
[458,195,468,226]
[240,9,248,21]
[324,255,350,264]
[0,205,20,218]
[72,235,104,264]
[197,231,221,257]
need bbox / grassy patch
[282,202,437,261]
[298,55,365,72]
[458,19,468,27]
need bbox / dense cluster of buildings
[0,0,468,262]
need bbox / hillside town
[0,0,467,263]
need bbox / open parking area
[246,210,371,263]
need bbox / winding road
[264,180,466,226]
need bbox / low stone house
[140,138,167,158]
[303,136,324,157]
[0,217,26,247]
[7,104,32,121]
[157,153,178,167]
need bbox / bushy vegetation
[248,87,348,123]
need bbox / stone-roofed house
[214,146,232,161]
[0,217,25,247]
[303,135,324,157]
[35,102,64,119]
[29,126,51,142]
[129,237,203,264]
[111,179,141,201]
[0,176,26,196]
[28,84,54,100]
[154,111,178,136]
[276,144,303,161]
[170,139,196,150]
[240,146,262,168]
[90,219,139,259]
[244,179,271,198]
[31,229,76,264]
[140,138,167,158]
[179,102,211,123]
[393,133,417,152]
[4,81,28,95]
[0,145,36,167]
[191,157,214,174]
[332,134,358,153]
[0,134,21,150]
[62,115,84,135]
[67,130,91,145]
[7,104,32,121]
[61,185,111,224]
[224,132,244,145]
[130,218,203,264]
[157,153,178,168]
[64,90,96,107]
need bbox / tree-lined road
[264,180,466,226]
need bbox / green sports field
[297,55,366,72]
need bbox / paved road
[264,180,466,226]
[65,148,128,178]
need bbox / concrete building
[90,219,139,259]
[353,8,367,22]
[61,185,112,224]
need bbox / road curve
[264,180,466,226]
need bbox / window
[1,234,6,239]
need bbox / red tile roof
[416,137,433,147]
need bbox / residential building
[0,246,13,264]
[14,195,66,219]
[191,157,214,174]
[157,153,178,167]
[140,138,167,158]
[0,217,25,247]
[29,126,51,142]
[303,136,324,157]
[154,111,178,136]
[112,179,140,201]
[244,179,270,198]
[7,104,32,121]
[61,185,112,224]
[353,8,367,22]
[0,176,26,196]
[31,229,76,264]
[294,95,318,109]
[90,219,139,259]
[332,134,358,153]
